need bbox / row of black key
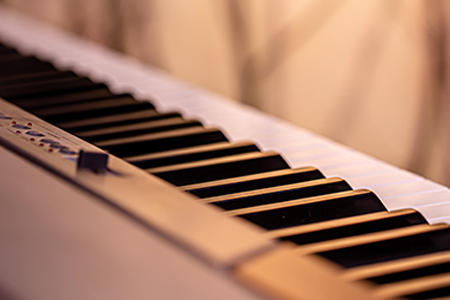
[1,41,449,299]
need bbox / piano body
[1,5,450,300]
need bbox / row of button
[36,137,77,155]
[4,117,78,155]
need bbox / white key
[347,169,423,189]
[372,180,446,199]
[322,161,398,178]
[299,153,374,171]
[383,189,450,211]
[419,202,450,224]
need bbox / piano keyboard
[1,6,450,300]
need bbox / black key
[126,141,260,169]
[0,70,77,87]
[152,151,289,186]
[206,178,352,210]
[318,227,450,268]
[57,110,181,132]
[0,47,17,56]
[231,189,385,230]
[35,96,155,123]
[405,285,450,300]
[77,118,203,142]
[281,210,426,246]
[0,52,23,61]
[32,95,142,116]
[96,127,228,158]
[11,84,113,109]
[368,261,450,285]
[184,167,325,198]
[0,58,55,78]
[0,77,96,99]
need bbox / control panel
[0,104,82,164]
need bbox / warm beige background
[2,0,450,186]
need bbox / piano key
[39,98,155,124]
[367,260,450,285]
[377,274,450,300]
[57,110,181,132]
[383,189,450,212]
[356,259,450,300]
[317,225,450,268]
[0,69,76,86]
[346,169,423,189]
[344,169,450,212]
[0,46,17,56]
[341,250,450,282]
[371,179,447,199]
[321,161,398,178]
[271,209,426,246]
[201,178,352,210]
[411,202,450,224]
[253,132,313,149]
[291,151,374,171]
[0,60,55,78]
[9,84,113,109]
[269,140,338,158]
[266,209,416,238]
[226,189,385,230]
[151,152,290,186]
[75,118,202,142]
[0,77,97,100]
[182,167,325,198]
[0,55,47,67]
[96,127,228,157]
[125,141,259,169]
[31,94,150,116]
[297,223,444,256]
[0,52,24,62]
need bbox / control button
[77,150,109,173]
[40,138,58,144]
[48,148,54,152]
[26,131,45,137]
[30,138,35,142]
[11,121,17,125]
[49,144,68,149]
[12,124,31,129]
[27,122,32,126]
[16,130,21,134]
[59,149,77,155]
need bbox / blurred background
[1,0,450,186]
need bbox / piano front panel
[1,5,450,300]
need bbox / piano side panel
[0,145,265,300]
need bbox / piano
[1,5,450,300]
